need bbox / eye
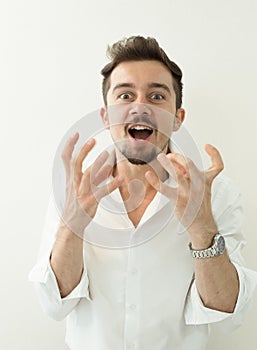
[119,93,134,100]
[150,93,165,101]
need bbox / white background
[1,0,257,349]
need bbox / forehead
[108,60,175,90]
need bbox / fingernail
[145,171,154,179]
[87,138,94,145]
[157,153,166,161]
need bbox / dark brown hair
[101,36,183,110]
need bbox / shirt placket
[123,242,140,350]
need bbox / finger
[102,148,116,168]
[61,132,79,176]
[89,149,116,186]
[78,151,109,195]
[78,171,91,195]
[90,150,110,179]
[93,164,113,186]
[157,153,177,179]
[73,138,96,188]
[166,153,190,178]
[204,144,224,180]
[95,175,124,200]
[165,157,189,187]
[157,153,190,185]
[145,171,176,199]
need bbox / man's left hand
[145,144,224,248]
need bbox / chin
[114,137,169,165]
[123,148,159,165]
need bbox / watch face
[217,235,225,253]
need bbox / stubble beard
[115,138,170,165]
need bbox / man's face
[101,60,184,165]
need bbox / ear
[173,108,185,131]
[100,107,110,129]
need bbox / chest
[120,186,157,227]
[126,199,152,227]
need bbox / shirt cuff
[29,256,92,302]
[49,262,92,301]
[184,262,257,330]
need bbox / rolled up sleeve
[33,262,91,321]
[29,192,91,321]
[184,263,257,330]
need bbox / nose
[128,102,152,116]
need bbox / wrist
[188,223,218,250]
[189,235,216,250]
[57,223,84,243]
[189,233,226,259]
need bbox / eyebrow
[112,82,171,95]
[112,83,136,93]
[148,82,171,95]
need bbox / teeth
[131,125,152,131]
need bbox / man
[29,36,257,350]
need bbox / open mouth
[128,124,154,140]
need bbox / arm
[145,144,239,313]
[184,183,257,327]
[189,230,239,313]
[50,225,84,298]
[187,147,238,312]
[28,191,88,321]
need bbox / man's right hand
[60,132,123,237]
[50,132,123,297]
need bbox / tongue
[131,130,151,140]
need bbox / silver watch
[189,233,226,259]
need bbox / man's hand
[145,144,224,247]
[61,132,123,236]
[51,133,123,297]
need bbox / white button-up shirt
[29,134,257,350]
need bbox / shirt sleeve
[184,175,257,330]
[28,192,92,321]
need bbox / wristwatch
[189,233,226,259]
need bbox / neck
[113,149,168,202]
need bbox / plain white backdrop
[1,0,257,349]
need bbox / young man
[29,36,257,350]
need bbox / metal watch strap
[189,244,217,258]
[189,233,226,259]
